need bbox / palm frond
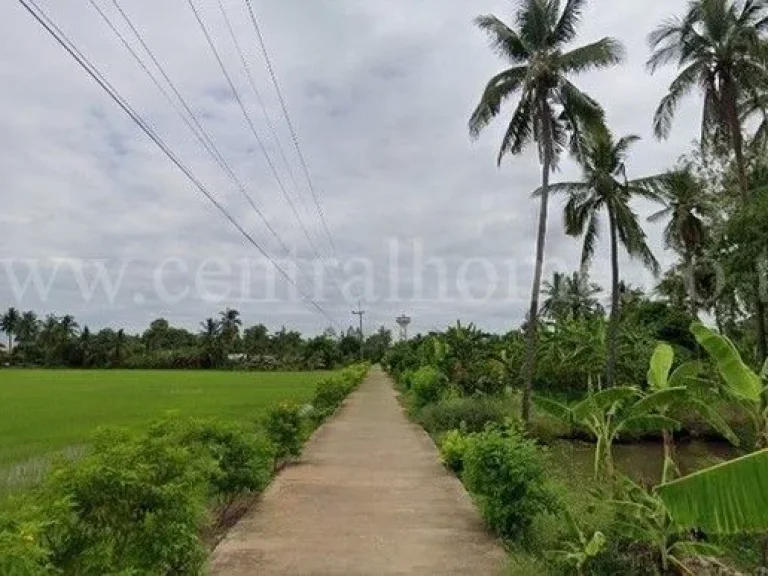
[496,91,535,164]
[657,449,768,534]
[550,0,587,44]
[647,207,672,223]
[469,66,529,138]
[558,37,626,74]
[653,62,700,139]
[532,181,587,197]
[518,0,557,50]
[474,15,529,63]
[580,212,600,268]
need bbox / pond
[549,438,736,486]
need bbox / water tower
[396,314,411,341]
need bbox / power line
[351,301,365,360]
[214,0,312,226]
[88,0,291,258]
[17,0,339,328]
[184,0,324,264]
[244,0,338,258]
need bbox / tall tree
[469,0,624,422]
[648,0,768,360]
[543,127,661,386]
[541,270,603,321]
[648,168,711,318]
[218,308,242,351]
[1,307,20,355]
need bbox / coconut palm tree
[648,0,768,361]
[219,308,242,351]
[469,0,624,422]
[542,127,662,387]
[541,271,603,320]
[648,168,711,318]
[0,307,20,355]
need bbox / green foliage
[439,429,470,474]
[549,510,607,575]
[409,366,446,409]
[264,402,305,461]
[38,428,209,574]
[657,448,768,535]
[462,426,558,542]
[311,363,368,421]
[416,396,510,434]
[147,418,275,501]
[612,476,721,574]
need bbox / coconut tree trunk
[685,251,698,320]
[606,206,620,388]
[521,99,553,425]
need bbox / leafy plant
[657,448,768,535]
[534,387,681,479]
[550,510,607,575]
[264,402,305,461]
[691,322,768,448]
[439,429,470,474]
[416,396,510,434]
[410,366,446,409]
[612,476,721,574]
[462,425,558,542]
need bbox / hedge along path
[210,368,507,575]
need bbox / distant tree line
[0,307,392,370]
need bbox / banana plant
[534,387,681,479]
[646,343,738,482]
[612,476,721,574]
[549,510,606,575]
[691,322,768,449]
[656,448,768,535]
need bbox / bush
[264,402,305,461]
[36,428,209,574]
[148,418,274,501]
[462,425,558,542]
[416,396,510,434]
[410,366,445,408]
[313,377,349,419]
[439,429,470,473]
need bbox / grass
[0,369,329,482]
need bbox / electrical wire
[244,0,338,258]
[17,0,339,328]
[184,0,324,263]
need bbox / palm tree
[0,307,20,355]
[648,168,711,318]
[541,271,602,320]
[219,308,242,351]
[648,0,768,361]
[543,127,661,387]
[469,0,624,422]
[115,329,126,365]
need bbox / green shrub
[398,369,414,391]
[264,402,305,461]
[463,426,558,542]
[439,429,470,473]
[410,366,445,408]
[417,396,510,434]
[148,418,274,501]
[0,508,55,575]
[38,428,209,574]
[314,377,349,410]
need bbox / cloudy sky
[0,0,700,337]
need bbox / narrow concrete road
[210,368,507,575]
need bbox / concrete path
[210,368,507,575]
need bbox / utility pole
[351,301,365,360]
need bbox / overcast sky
[0,0,700,337]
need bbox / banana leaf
[572,387,639,421]
[683,398,739,446]
[532,394,573,425]
[648,342,674,390]
[691,323,761,403]
[657,448,768,534]
[627,387,687,418]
